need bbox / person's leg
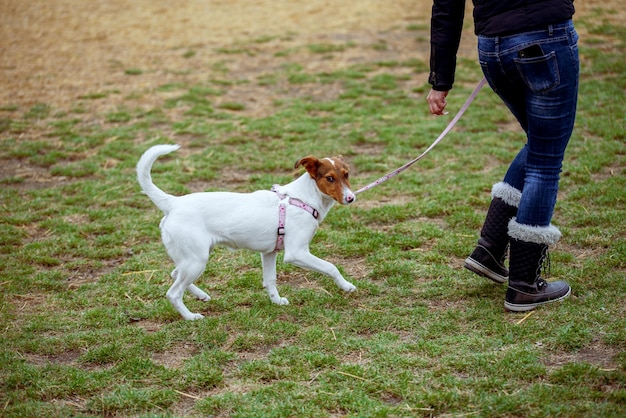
[464,182,520,283]
[468,35,529,284]
[505,21,579,310]
[477,21,579,309]
[511,21,579,226]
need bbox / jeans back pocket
[514,51,560,93]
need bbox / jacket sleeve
[428,0,466,91]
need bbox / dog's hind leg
[171,269,210,302]
[189,284,211,301]
[167,259,207,320]
[261,252,289,305]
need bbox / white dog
[136,145,357,320]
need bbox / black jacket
[429,0,575,91]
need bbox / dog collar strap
[271,185,319,252]
[288,198,319,220]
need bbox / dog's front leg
[261,252,289,305]
[284,250,356,293]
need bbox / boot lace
[535,246,551,289]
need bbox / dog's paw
[272,297,289,306]
[343,282,357,293]
[184,313,205,321]
[193,292,210,302]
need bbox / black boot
[464,182,521,283]
[504,219,571,312]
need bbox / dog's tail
[136,144,180,213]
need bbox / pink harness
[271,185,319,252]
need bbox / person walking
[427,0,579,311]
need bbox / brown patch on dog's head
[295,156,355,205]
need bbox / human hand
[427,89,449,115]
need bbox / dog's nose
[345,194,355,204]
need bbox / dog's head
[295,156,356,205]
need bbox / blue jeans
[478,20,579,227]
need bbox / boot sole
[504,287,572,312]
[464,257,507,284]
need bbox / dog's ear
[295,156,319,178]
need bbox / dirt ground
[1,0,613,115]
[0,0,435,113]
[0,0,623,110]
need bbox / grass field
[1,2,624,417]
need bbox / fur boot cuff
[508,218,562,246]
[492,182,522,208]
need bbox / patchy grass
[1,5,625,418]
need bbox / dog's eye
[326,176,335,183]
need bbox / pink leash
[354,78,486,195]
